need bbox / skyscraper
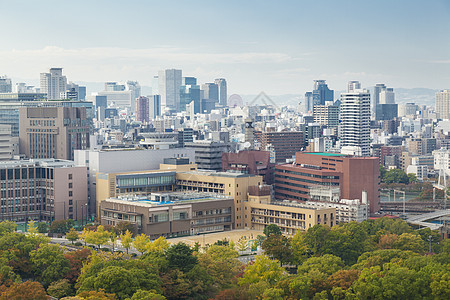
[373,83,386,112]
[202,83,219,103]
[180,77,201,112]
[40,68,67,100]
[214,78,227,106]
[158,69,182,112]
[0,76,12,93]
[339,89,371,156]
[373,84,395,120]
[436,90,450,119]
[313,80,334,105]
[347,81,361,92]
[135,96,149,122]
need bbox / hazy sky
[1,0,449,95]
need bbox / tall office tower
[135,96,149,122]
[149,95,161,118]
[313,104,339,127]
[40,68,67,100]
[65,82,86,101]
[339,89,371,156]
[126,81,141,100]
[373,83,386,112]
[304,92,314,112]
[436,90,450,119]
[158,69,182,112]
[0,76,12,93]
[312,80,334,105]
[347,81,361,92]
[105,82,125,91]
[19,107,90,160]
[379,88,395,104]
[152,76,159,95]
[214,78,227,106]
[180,77,201,112]
[202,83,219,103]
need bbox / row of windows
[0,168,54,180]
[276,168,340,180]
[116,175,175,187]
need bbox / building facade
[135,96,149,122]
[274,152,380,214]
[100,193,234,238]
[436,90,450,119]
[0,159,87,222]
[339,90,371,156]
[19,107,90,160]
[255,131,305,163]
[40,68,67,100]
[214,78,227,106]
[158,69,182,112]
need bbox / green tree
[114,221,137,236]
[166,242,198,273]
[92,266,140,300]
[239,254,284,286]
[85,225,110,249]
[236,237,249,252]
[120,230,133,254]
[49,219,75,234]
[393,233,426,254]
[383,168,409,184]
[407,173,418,183]
[132,233,149,255]
[30,244,70,287]
[264,224,282,237]
[67,227,79,244]
[36,222,49,234]
[198,244,243,290]
[47,279,74,299]
[0,221,17,235]
[261,234,292,265]
[297,254,344,276]
[126,289,166,300]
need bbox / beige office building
[19,107,89,160]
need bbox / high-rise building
[135,96,149,122]
[19,107,90,160]
[149,95,161,119]
[40,68,67,100]
[255,131,305,163]
[339,89,371,156]
[347,81,361,92]
[214,78,227,106]
[313,80,334,105]
[436,90,450,119]
[180,77,201,112]
[158,69,182,112]
[373,84,386,109]
[313,104,339,127]
[202,83,219,103]
[0,76,12,93]
[379,88,395,104]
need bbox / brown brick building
[254,131,305,163]
[274,152,380,214]
[222,150,274,184]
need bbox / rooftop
[304,152,346,157]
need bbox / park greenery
[0,217,448,299]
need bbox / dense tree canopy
[0,217,448,300]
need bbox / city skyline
[0,0,449,95]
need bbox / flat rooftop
[304,152,346,157]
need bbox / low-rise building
[100,192,234,238]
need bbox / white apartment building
[339,89,371,156]
[40,68,67,100]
